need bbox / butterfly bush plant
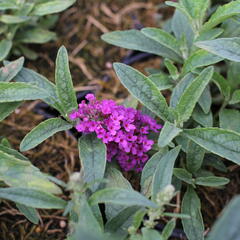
[1,0,240,239]
[0,0,76,60]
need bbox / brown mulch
[0,0,239,239]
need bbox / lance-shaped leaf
[0,57,24,82]
[0,187,66,209]
[141,148,168,197]
[183,50,222,74]
[78,133,106,192]
[202,1,240,31]
[207,195,240,240]
[89,188,157,208]
[195,176,229,187]
[14,67,63,112]
[0,1,18,10]
[0,150,62,194]
[0,102,21,121]
[0,82,50,102]
[175,67,214,123]
[141,28,182,57]
[32,0,76,16]
[181,186,204,240]
[20,118,72,151]
[196,38,240,62]
[55,46,78,115]
[192,105,213,127]
[152,146,181,198]
[219,109,240,133]
[113,63,173,122]
[158,121,182,147]
[0,15,30,24]
[102,30,182,63]
[183,127,240,165]
[0,39,12,61]
[16,203,40,224]
[186,139,205,173]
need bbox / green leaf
[186,140,205,173]
[0,102,21,121]
[219,109,240,133]
[89,188,157,208]
[102,30,182,63]
[207,195,240,240]
[181,186,204,240]
[0,57,24,82]
[113,63,173,122]
[171,10,194,50]
[175,67,214,123]
[202,1,240,31]
[196,28,224,42]
[16,203,40,224]
[0,1,19,10]
[0,15,30,24]
[32,0,76,16]
[16,28,56,44]
[0,82,50,102]
[164,59,179,81]
[229,90,240,104]
[0,39,12,61]
[14,67,62,111]
[196,38,240,62]
[170,73,195,108]
[203,154,227,173]
[142,228,163,240]
[0,187,66,209]
[183,127,240,165]
[75,196,103,235]
[227,62,240,89]
[198,86,211,114]
[20,118,72,151]
[0,150,62,194]
[212,72,231,100]
[105,206,140,233]
[152,146,181,198]
[104,167,132,221]
[78,133,106,192]
[195,176,229,187]
[148,73,173,90]
[173,168,194,185]
[162,219,176,240]
[158,121,182,148]
[141,148,168,197]
[55,46,78,114]
[0,144,28,161]
[192,105,213,127]
[183,50,222,74]
[141,27,182,57]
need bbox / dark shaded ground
[0,0,240,239]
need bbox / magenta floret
[70,94,162,172]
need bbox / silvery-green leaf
[32,0,76,16]
[202,1,240,31]
[158,121,182,148]
[196,38,240,62]
[192,105,213,127]
[20,118,72,151]
[176,67,214,123]
[207,195,240,240]
[0,39,12,61]
[113,63,173,122]
[148,73,173,90]
[183,50,222,74]
[195,176,229,187]
[102,30,182,63]
[0,102,21,121]
[183,127,240,165]
[181,186,204,240]
[78,133,106,192]
[219,109,240,133]
[152,146,181,198]
[229,90,240,104]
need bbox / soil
[0,0,239,239]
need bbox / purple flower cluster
[70,94,162,172]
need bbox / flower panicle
[70,94,162,172]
